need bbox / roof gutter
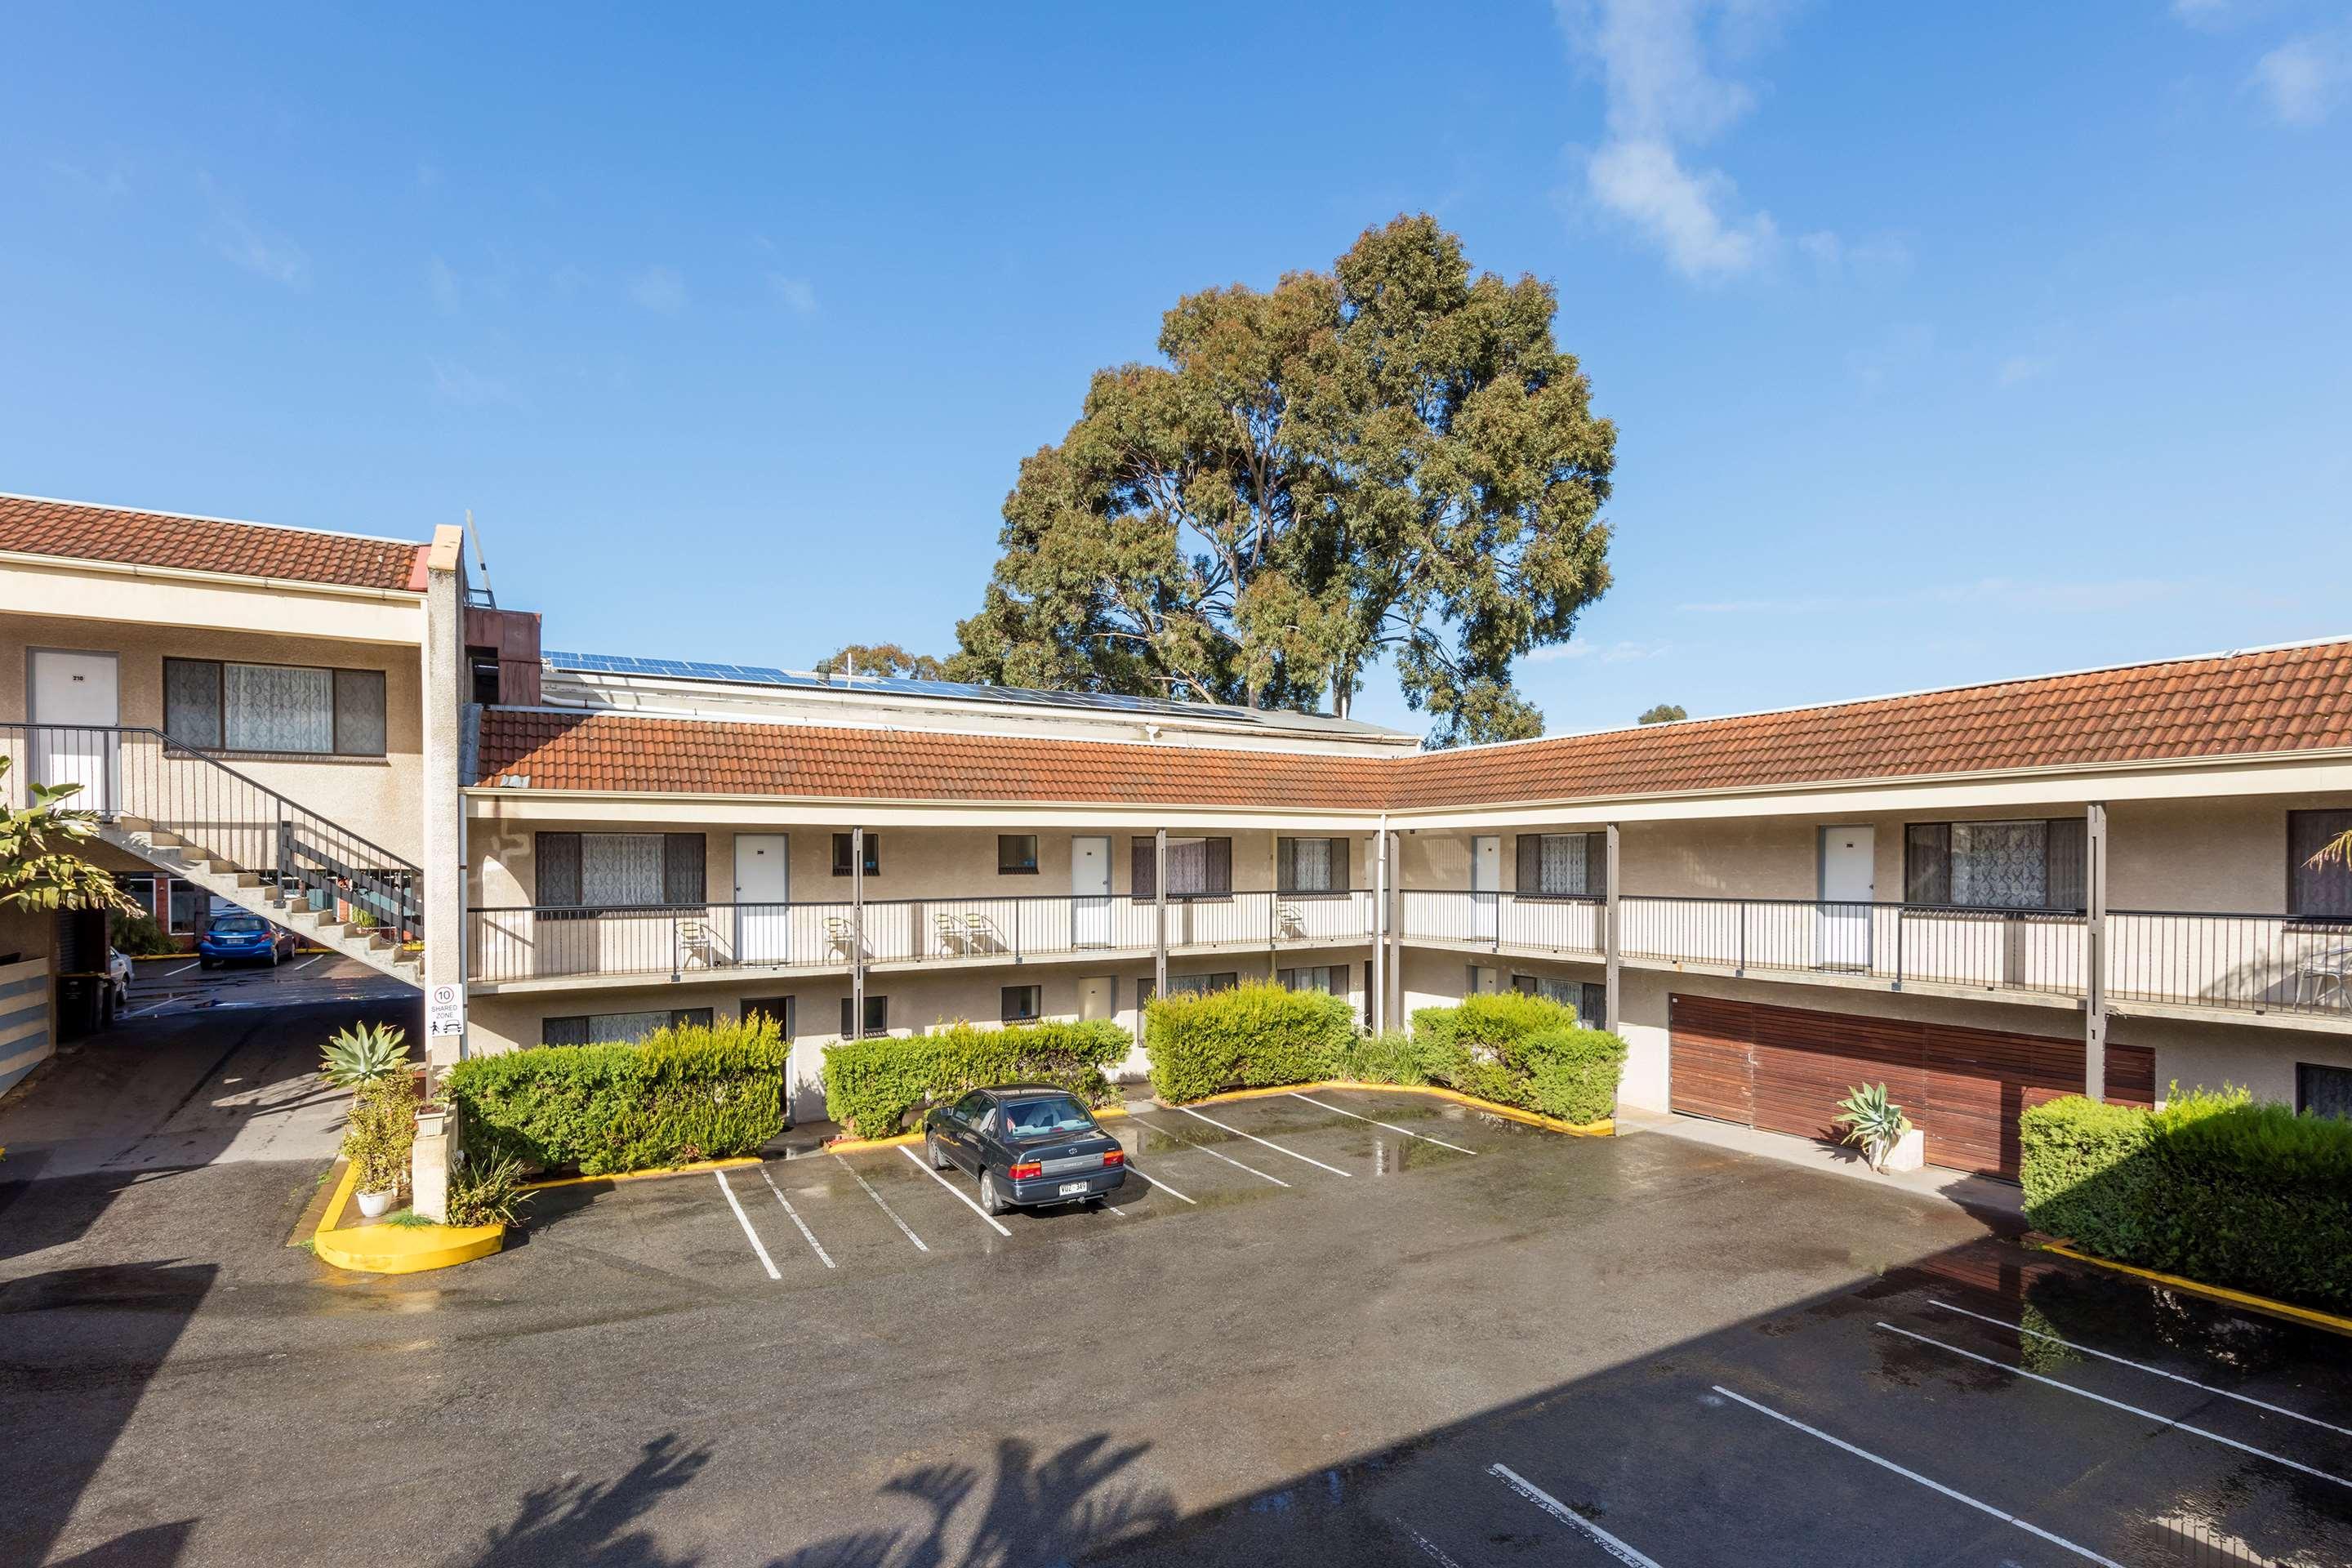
[0,548,428,604]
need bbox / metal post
[1371,818,1388,1035]
[1604,822,1623,1032]
[1153,827,1169,1000]
[2085,802,2108,1102]
[851,826,866,1039]
[1388,831,1404,1027]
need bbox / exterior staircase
[100,818,424,988]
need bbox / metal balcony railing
[0,723,422,940]
[466,889,1379,985]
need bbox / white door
[733,834,790,964]
[29,649,119,812]
[1818,826,1876,970]
[1079,975,1114,1020]
[1471,835,1500,940]
[1072,835,1111,947]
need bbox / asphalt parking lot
[5,1031,2349,1567]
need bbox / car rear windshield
[212,917,267,933]
[1001,1096,1095,1138]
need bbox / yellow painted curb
[521,1155,764,1191]
[2038,1241,2352,1339]
[309,1159,506,1275]
[826,1102,1131,1156]
[1179,1080,1614,1137]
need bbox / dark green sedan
[922,1085,1128,1215]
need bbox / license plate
[1058,1181,1090,1197]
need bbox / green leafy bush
[1411,994,1626,1125]
[1145,981,1356,1103]
[109,907,176,956]
[343,1071,421,1194]
[824,1018,1130,1138]
[446,1150,532,1228]
[1329,1028,1455,1087]
[2021,1085,2352,1313]
[446,1016,787,1176]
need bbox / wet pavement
[3,1076,2347,1566]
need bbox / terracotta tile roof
[474,639,2352,809]
[474,710,1399,809]
[1388,639,2352,808]
[0,494,425,591]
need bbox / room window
[2298,1062,2352,1120]
[2288,811,2352,921]
[1000,984,1042,1022]
[1277,837,1349,894]
[163,658,387,756]
[832,832,880,877]
[535,833,706,907]
[998,835,1039,875]
[1278,964,1339,994]
[470,649,503,706]
[1514,832,1606,898]
[742,996,795,1041]
[167,878,203,934]
[1167,972,1238,996]
[1512,973,1608,1029]
[540,1008,712,1047]
[840,994,889,1038]
[1130,836,1232,900]
[1903,819,2086,911]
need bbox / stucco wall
[0,612,425,862]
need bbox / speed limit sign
[427,982,465,1038]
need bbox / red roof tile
[0,494,425,591]
[474,639,2352,809]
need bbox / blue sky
[3,2,2348,739]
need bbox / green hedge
[823,1018,1129,1138]
[447,1017,787,1176]
[2021,1086,2352,1313]
[1410,993,1627,1125]
[1145,981,1356,1102]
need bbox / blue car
[198,912,297,969]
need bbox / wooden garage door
[1669,993,2154,1178]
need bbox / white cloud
[1998,353,2056,385]
[1527,637,1673,663]
[630,265,687,314]
[2172,0,2233,25]
[428,254,461,315]
[767,273,817,314]
[1556,0,1810,282]
[2253,30,2351,127]
[430,358,519,408]
[200,175,308,287]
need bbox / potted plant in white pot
[320,1022,418,1218]
[1833,1082,1922,1174]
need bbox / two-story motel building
[4,494,2349,1189]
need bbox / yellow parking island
[310,1159,506,1274]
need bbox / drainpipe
[1370,816,1388,1035]
[1604,822,1623,1033]
[851,826,866,1040]
[1153,827,1169,1000]
[2084,802,2108,1102]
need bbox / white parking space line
[162,960,203,977]
[713,1169,781,1280]
[1120,1164,1197,1205]
[1929,1300,2352,1439]
[1488,1463,1664,1568]
[834,1155,928,1251]
[1290,1092,1478,1155]
[283,954,326,973]
[1174,1104,1352,1176]
[1131,1116,1291,1187]
[896,1144,1013,1236]
[1710,1385,2124,1567]
[760,1167,836,1268]
[1405,1524,1467,1567]
[1874,1323,2352,1490]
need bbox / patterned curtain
[581,835,666,905]
[1539,834,1589,895]
[586,1010,673,1045]
[224,663,332,751]
[1166,838,1211,896]
[1291,838,1332,892]
[1951,822,2049,909]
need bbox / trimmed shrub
[2021,1085,2352,1313]
[109,907,176,956]
[344,1070,421,1193]
[1329,1028,1455,1088]
[1412,994,1626,1125]
[1145,981,1355,1102]
[447,1016,787,1176]
[823,1018,1130,1139]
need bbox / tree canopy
[815,644,947,681]
[947,216,1615,746]
[1637,703,1686,725]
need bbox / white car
[107,947,133,1013]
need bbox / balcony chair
[675,915,719,971]
[825,915,863,961]
[2296,945,2352,1011]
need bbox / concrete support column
[1603,822,1623,1033]
[1387,831,1405,1027]
[1153,827,1169,1000]
[1370,819,1389,1035]
[2084,801,2108,1102]
[851,826,866,1040]
[415,523,468,1224]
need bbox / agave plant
[1833,1082,1913,1174]
[320,1020,411,1088]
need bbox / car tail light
[1007,1160,1043,1180]
[1102,1149,1125,1167]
